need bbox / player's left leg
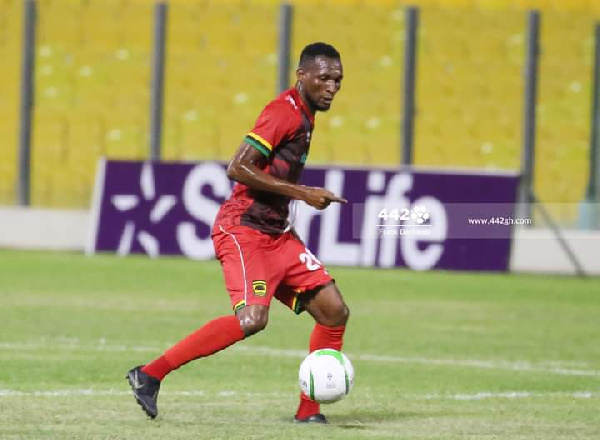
[127,226,280,419]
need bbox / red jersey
[214,88,315,235]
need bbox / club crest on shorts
[252,280,267,297]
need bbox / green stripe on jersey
[245,136,270,157]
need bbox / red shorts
[212,225,333,314]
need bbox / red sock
[142,315,244,381]
[141,355,171,381]
[295,323,346,419]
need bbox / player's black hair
[298,42,341,68]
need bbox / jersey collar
[289,88,315,125]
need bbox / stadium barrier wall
[0,206,598,275]
[0,207,88,251]
[510,228,600,275]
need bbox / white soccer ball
[298,349,354,404]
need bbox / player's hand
[302,186,347,210]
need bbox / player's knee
[335,303,350,326]
[342,303,350,324]
[319,301,349,327]
[240,315,269,336]
[237,306,269,337]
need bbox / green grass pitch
[0,250,598,439]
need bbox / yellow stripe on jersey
[233,300,246,312]
[291,295,297,312]
[247,132,273,151]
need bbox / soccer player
[127,42,349,424]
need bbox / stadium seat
[30,114,67,206]
[103,114,147,160]
[0,0,21,205]
[119,2,153,51]
[415,7,525,173]
[163,0,277,162]
[535,11,592,222]
[65,114,105,168]
[0,118,18,205]
[36,1,83,46]
[25,0,155,207]
[80,1,121,49]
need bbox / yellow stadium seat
[65,114,105,167]
[119,3,153,50]
[534,11,592,222]
[32,116,67,167]
[0,0,20,205]
[178,116,222,161]
[308,126,336,165]
[415,6,525,174]
[30,114,68,207]
[102,111,147,160]
[80,2,122,49]
[163,0,278,163]
[0,0,21,50]
[0,118,18,205]
[37,1,82,46]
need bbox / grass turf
[0,250,598,439]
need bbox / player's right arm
[226,143,346,210]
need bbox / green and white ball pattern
[298,349,354,404]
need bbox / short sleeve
[244,101,298,157]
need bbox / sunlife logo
[109,162,177,257]
[92,161,519,272]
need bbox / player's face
[297,55,343,112]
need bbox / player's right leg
[126,226,278,419]
[274,232,350,423]
[294,282,349,424]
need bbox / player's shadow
[331,408,441,430]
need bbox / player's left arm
[226,143,308,199]
[226,143,345,209]
[227,101,346,208]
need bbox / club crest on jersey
[252,280,267,297]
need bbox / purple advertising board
[88,159,520,272]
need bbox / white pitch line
[0,389,596,400]
[0,389,289,399]
[1,341,599,377]
[0,342,161,353]
[419,391,599,401]
[232,346,600,377]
